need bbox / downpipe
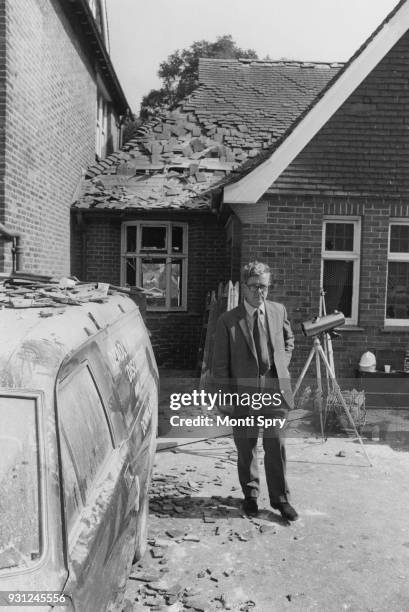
[0,222,22,273]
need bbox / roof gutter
[61,0,130,115]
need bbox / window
[0,396,41,569]
[122,222,188,310]
[58,365,113,532]
[321,217,361,324]
[96,92,109,158]
[386,220,409,324]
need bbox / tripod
[293,294,372,467]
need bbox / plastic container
[358,351,376,372]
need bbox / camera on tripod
[301,311,345,337]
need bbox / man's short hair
[241,260,271,283]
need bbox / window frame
[321,216,361,325]
[96,92,108,159]
[0,391,46,573]
[385,218,409,326]
[121,221,188,311]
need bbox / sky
[105,0,400,114]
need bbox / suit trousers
[232,371,290,504]
[233,423,289,504]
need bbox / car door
[57,362,136,612]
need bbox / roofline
[59,0,130,115]
[71,206,214,216]
[198,57,344,66]
[223,0,407,204]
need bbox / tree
[140,35,258,119]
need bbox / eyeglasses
[246,284,269,293]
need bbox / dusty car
[0,280,158,611]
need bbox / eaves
[58,0,129,115]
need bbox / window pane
[325,223,354,251]
[59,367,112,503]
[126,226,137,252]
[142,258,166,307]
[386,262,409,318]
[172,226,184,253]
[141,226,167,251]
[126,258,137,286]
[0,397,40,570]
[323,260,353,317]
[60,437,83,534]
[390,225,409,253]
[170,260,182,307]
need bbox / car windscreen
[0,396,41,571]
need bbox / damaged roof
[73,59,341,212]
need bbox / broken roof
[73,59,341,212]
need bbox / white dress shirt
[244,298,267,333]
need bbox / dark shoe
[272,502,298,521]
[242,498,258,517]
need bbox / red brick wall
[0,0,98,276]
[72,212,228,368]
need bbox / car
[0,279,158,611]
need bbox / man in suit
[211,260,298,521]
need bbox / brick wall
[236,194,409,379]
[0,0,98,276]
[0,0,6,269]
[269,30,409,197]
[73,211,228,368]
[238,29,409,380]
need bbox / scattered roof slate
[0,276,154,310]
[73,59,341,212]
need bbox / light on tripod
[301,311,345,337]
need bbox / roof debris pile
[77,108,240,212]
[74,59,341,213]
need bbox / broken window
[122,222,188,310]
[321,218,361,324]
[141,226,167,251]
[386,221,409,323]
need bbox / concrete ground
[123,372,409,612]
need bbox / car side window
[58,364,113,527]
[59,435,83,534]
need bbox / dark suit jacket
[211,300,295,410]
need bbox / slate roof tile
[73,58,341,212]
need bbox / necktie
[253,309,270,376]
